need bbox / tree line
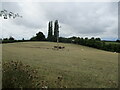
[1,36,29,43]
[59,36,120,53]
[1,35,120,53]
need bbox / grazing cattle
[61,46,65,49]
[54,46,58,48]
[54,46,65,49]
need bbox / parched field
[2,42,118,88]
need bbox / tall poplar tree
[54,20,59,42]
[47,21,53,41]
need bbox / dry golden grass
[2,41,118,88]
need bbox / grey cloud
[40,2,117,35]
[2,2,21,13]
[1,2,118,40]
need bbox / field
[104,41,120,45]
[2,42,118,88]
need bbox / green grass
[2,41,118,88]
[104,41,120,45]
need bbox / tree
[116,39,120,42]
[36,32,45,41]
[22,38,24,41]
[0,9,22,19]
[47,21,53,41]
[30,32,45,41]
[9,36,15,41]
[95,38,101,41]
[84,37,88,45]
[85,37,88,40]
[91,37,95,40]
[54,20,59,42]
[3,38,8,41]
[2,36,15,43]
[30,36,36,41]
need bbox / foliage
[30,32,45,41]
[2,37,15,43]
[9,36,15,41]
[47,20,60,42]
[54,20,59,42]
[116,39,120,43]
[3,61,41,88]
[2,60,67,88]
[22,38,24,41]
[59,36,120,53]
[0,9,22,19]
[54,20,58,38]
[47,21,53,41]
[2,37,29,43]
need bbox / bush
[2,61,41,88]
[2,61,67,88]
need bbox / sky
[0,1,118,41]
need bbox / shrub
[2,61,41,88]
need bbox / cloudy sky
[0,1,118,40]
